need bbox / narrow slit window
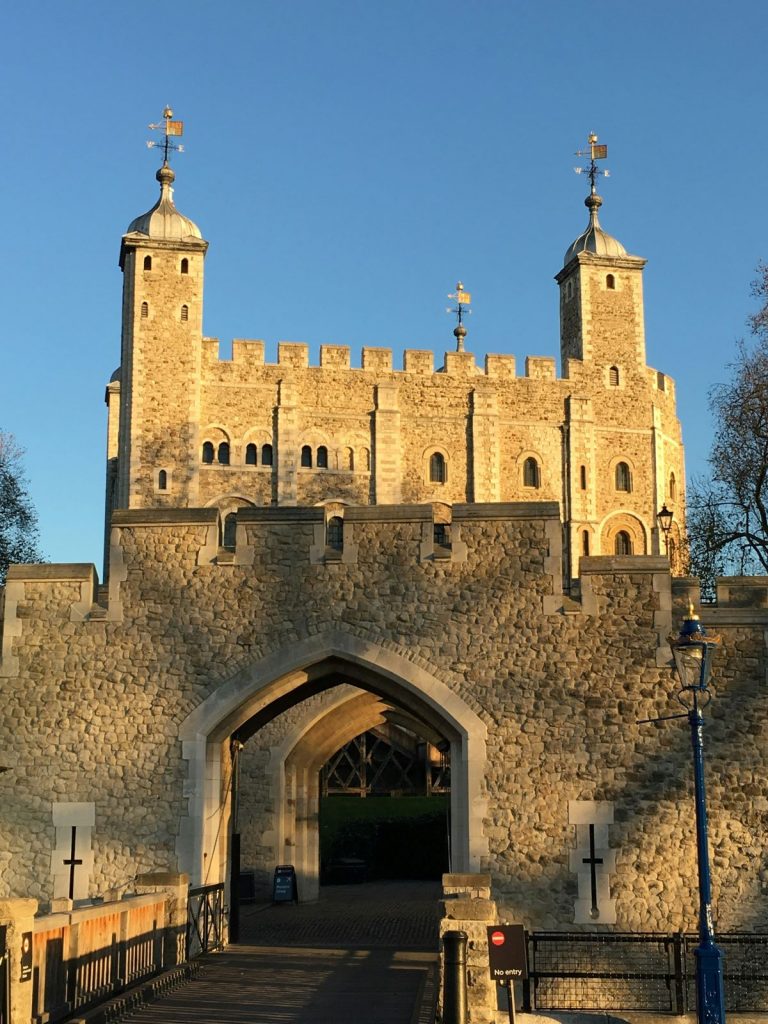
[615,530,632,555]
[245,443,258,466]
[615,461,631,492]
[180,304,189,322]
[301,445,312,468]
[223,513,237,551]
[669,472,676,500]
[140,301,149,319]
[582,530,590,556]
[261,443,273,467]
[317,445,329,469]
[143,255,152,271]
[202,441,214,464]
[180,258,189,274]
[523,457,540,488]
[327,516,344,551]
[580,465,587,490]
[609,365,620,387]
[429,452,446,484]
[434,523,450,547]
[217,442,230,465]
[158,469,168,490]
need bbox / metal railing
[522,931,768,1013]
[187,883,225,959]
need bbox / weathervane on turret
[574,132,610,195]
[446,282,472,352]
[146,106,185,165]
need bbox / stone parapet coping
[580,555,669,574]
[111,508,218,527]
[34,892,166,931]
[453,501,560,521]
[6,563,96,582]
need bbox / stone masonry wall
[1,506,766,934]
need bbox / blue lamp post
[668,605,726,1023]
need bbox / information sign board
[272,864,298,903]
[486,924,527,981]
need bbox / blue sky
[1,0,766,570]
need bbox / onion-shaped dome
[564,192,626,265]
[125,164,202,241]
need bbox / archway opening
[178,636,487,905]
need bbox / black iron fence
[186,883,225,959]
[522,931,768,1013]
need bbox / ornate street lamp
[667,606,726,1023]
[657,504,674,555]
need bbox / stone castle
[1,129,766,980]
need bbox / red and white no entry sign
[490,930,505,946]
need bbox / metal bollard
[442,929,468,1024]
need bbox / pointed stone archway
[176,631,488,896]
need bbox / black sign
[272,864,298,903]
[19,931,32,983]
[487,925,527,981]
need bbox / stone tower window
[669,472,676,500]
[261,443,273,466]
[609,365,620,387]
[140,301,149,319]
[317,446,329,469]
[217,442,230,465]
[181,305,189,322]
[245,443,257,466]
[143,255,152,271]
[615,462,632,492]
[327,516,344,551]
[580,465,587,490]
[657,371,666,391]
[202,441,214,464]
[180,258,189,274]
[223,512,237,551]
[606,274,616,290]
[301,445,313,468]
[429,452,446,484]
[523,457,540,489]
[434,523,450,547]
[582,530,590,556]
[361,447,371,471]
[343,447,354,471]
[158,469,168,490]
[615,530,632,555]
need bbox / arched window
[261,443,273,467]
[140,301,149,319]
[434,523,450,547]
[669,537,677,567]
[615,530,632,555]
[223,512,237,551]
[582,530,590,556]
[301,445,312,468]
[343,447,354,471]
[143,255,152,271]
[615,461,631,492]
[429,452,446,484]
[580,465,587,490]
[361,447,371,471]
[523,457,540,488]
[201,441,214,464]
[245,443,257,466]
[180,304,189,322]
[327,516,344,551]
[317,445,328,469]
[217,442,230,465]
[609,365,620,387]
[606,273,616,290]
[158,469,168,491]
[669,472,676,500]
[180,258,189,275]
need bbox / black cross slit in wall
[63,826,83,901]
[582,823,604,920]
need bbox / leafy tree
[687,263,768,594]
[0,433,44,584]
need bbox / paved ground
[120,881,440,1024]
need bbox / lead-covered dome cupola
[563,191,627,265]
[125,163,203,241]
